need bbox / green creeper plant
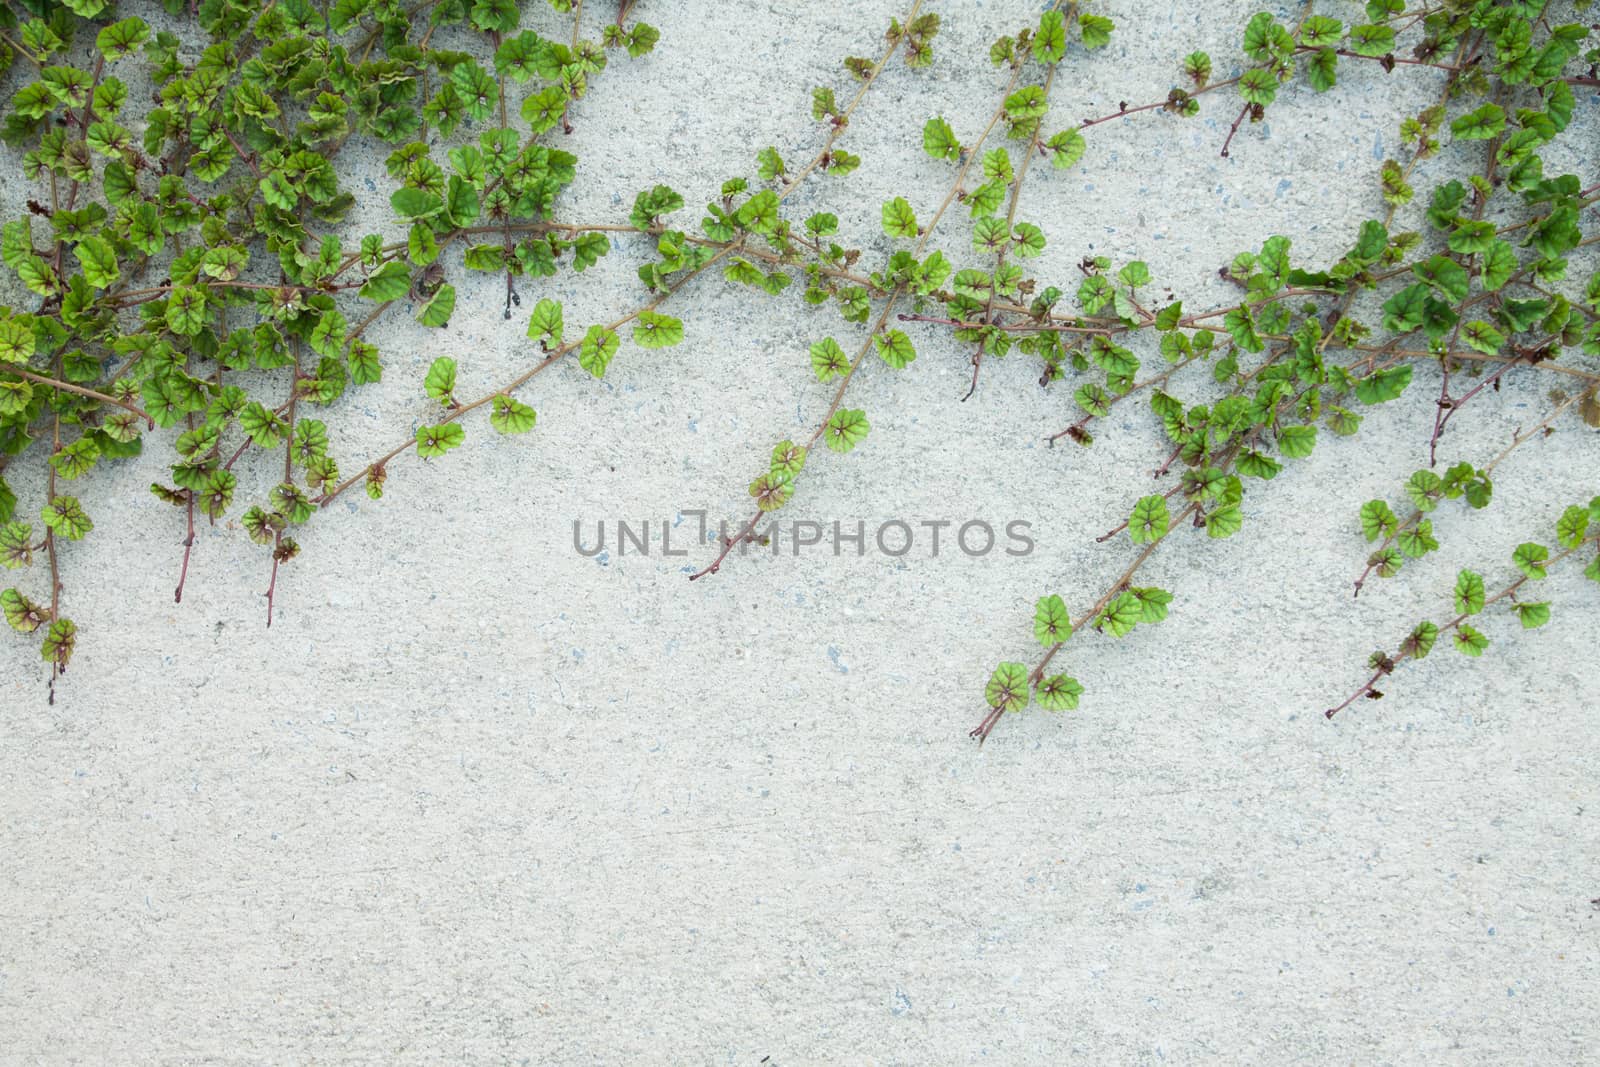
[0,0,1595,733]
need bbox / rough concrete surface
[2,1,1598,1063]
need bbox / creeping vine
[0,0,1595,731]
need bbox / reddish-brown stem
[1328,538,1594,717]
[6,368,154,426]
[1219,102,1253,159]
[175,491,196,604]
[688,510,765,582]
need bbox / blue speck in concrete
[595,550,610,566]
[571,648,584,663]
[1373,132,1384,161]
[891,988,912,1016]
[1276,178,1291,197]
[827,646,848,674]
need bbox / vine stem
[976,35,1484,698]
[779,0,925,198]
[327,0,924,546]
[1351,387,1585,597]
[1327,537,1597,718]
[693,4,1063,580]
[5,369,154,426]
[972,502,1203,744]
[1427,90,1503,467]
[318,243,740,508]
[968,50,1062,400]
[264,342,300,627]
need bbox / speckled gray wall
[2,2,1597,1062]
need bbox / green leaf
[882,197,918,239]
[1078,14,1113,49]
[748,471,793,512]
[874,329,915,369]
[810,338,849,382]
[41,496,92,540]
[1205,505,1243,539]
[1512,542,1549,580]
[391,187,444,222]
[1461,320,1505,355]
[1453,624,1489,656]
[633,310,683,349]
[1412,255,1470,302]
[360,261,411,302]
[1034,594,1071,645]
[923,116,960,161]
[1400,621,1438,660]
[0,318,35,364]
[1238,68,1278,107]
[1278,425,1316,459]
[1480,241,1517,291]
[630,185,684,230]
[973,217,1010,256]
[572,232,609,272]
[165,287,207,336]
[1360,500,1399,542]
[528,299,564,348]
[733,190,780,235]
[976,660,1031,719]
[1097,591,1143,636]
[201,246,248,282]
[289,420,328,467]
[40,618,77,667]
[489,395,537,434]
[416,284,456,327]
[521,86,567,133]
[424,357,458,406]
[823,409,869,453]
[1454,570,1486,615]
[1348,23,1395,57]
[1126,586,1171,625]
[1129,495,1170,544]
[1382,283,1429,332]
[1555,505,1590,549]
[1406,470,1443,512]
[415,422,465,458]
[270,483,313,524]
[1044,128,1086,170]
[770,440,807,479]
[97,17,150,60]
[0,523,32,570]
[1515,602,1551,629]
[1033,9,1067,63]
[579,325,620,377]
[1011,223,1046,258]
[1003,86,1048,122]
[73,236,118,289]
[2,587,47,632]
[49,438,99,480]
[1354,366,1412,405]
[1451,103,1505,141]
[1397,521,1438,559]
[1036,674,1082,711]
[757,146,785,181]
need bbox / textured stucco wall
[2,1,1598,1062]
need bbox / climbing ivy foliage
[0,0,1596,729]
[0,0,664,696]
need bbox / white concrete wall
[2,2,1597,1061]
